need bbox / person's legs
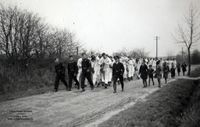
[86,73,94,90]
[108,69,112,84]
[157,78,161,87]
[101,72,105,86]
[148,77,151,86]
[119,75,124,91]
[77,69,82,83]
[81,73,86,91]
[93,72,97,85]
[73,75,80,89]
[54,75,60,92]
[165,77,167,84]
[68,75,73,90]
[151,77,154,85]
[104,70,109,88]
[113,76,117,93]
[142,79,145,87]
[144,79,147,87]
[60,76,69,90]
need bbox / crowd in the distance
[54,52,187,93]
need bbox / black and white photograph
[0,0,200,127]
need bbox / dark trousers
[54,75,68,91]
[113,75,124,92]
[148,76,154,85]
[142,79,147,87]
[81,72,94,89]
[177,69,180,76]
[68,74,79,90]
[183,71,186,76]
[177,71,180,76]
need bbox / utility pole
[155,36,159,60]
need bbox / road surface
[0,77,172,127]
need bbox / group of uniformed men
[54,52,187,93]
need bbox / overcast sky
[1,0,200,56]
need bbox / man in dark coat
[81,53,94,92]
[163,61,170,84]
[68,55,79,91]
[181,62,187,76]
[177,63,181,76]
[54,58,69,92]
[112,56,125,93]
[148,65,155,86]
[171,63,176,78]
[139,60,148,88]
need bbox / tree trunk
[187,48,191,76]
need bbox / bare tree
[113,48,149,58]
[174,5,200,75]
[0,6,15,57]
[0,5,81,67]
[129,48,149,58]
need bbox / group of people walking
[139,59,187,88]
[54,52,187,93]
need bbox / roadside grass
[180,80,200,127]
[0,60,68,102]
[0,68,55,102]
[190,67,200,77]
[99,68,200,127]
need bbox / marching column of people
[53,53,188,93]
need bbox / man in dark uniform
[148,65,155,86]
[112,56,125,93]
[163,61,170,84]
[54,58,69,92]
[81,53,94,92]
[68,55,79,91]
[177,62,181,76]
[139,60,148,88]
[181,62,187,76]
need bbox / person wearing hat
[112,56,125,93]
[181,62,187,76]
[68,55,79,90]
[148,64,155,86]
[139,59,148,88]
[54,58,69,92]
[163,61,170,84]
[81,53,94,92]
[170,62,176,78]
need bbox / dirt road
[0,78,166,127]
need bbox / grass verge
[180,80,200,127]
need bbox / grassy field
[99,68,200,127]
